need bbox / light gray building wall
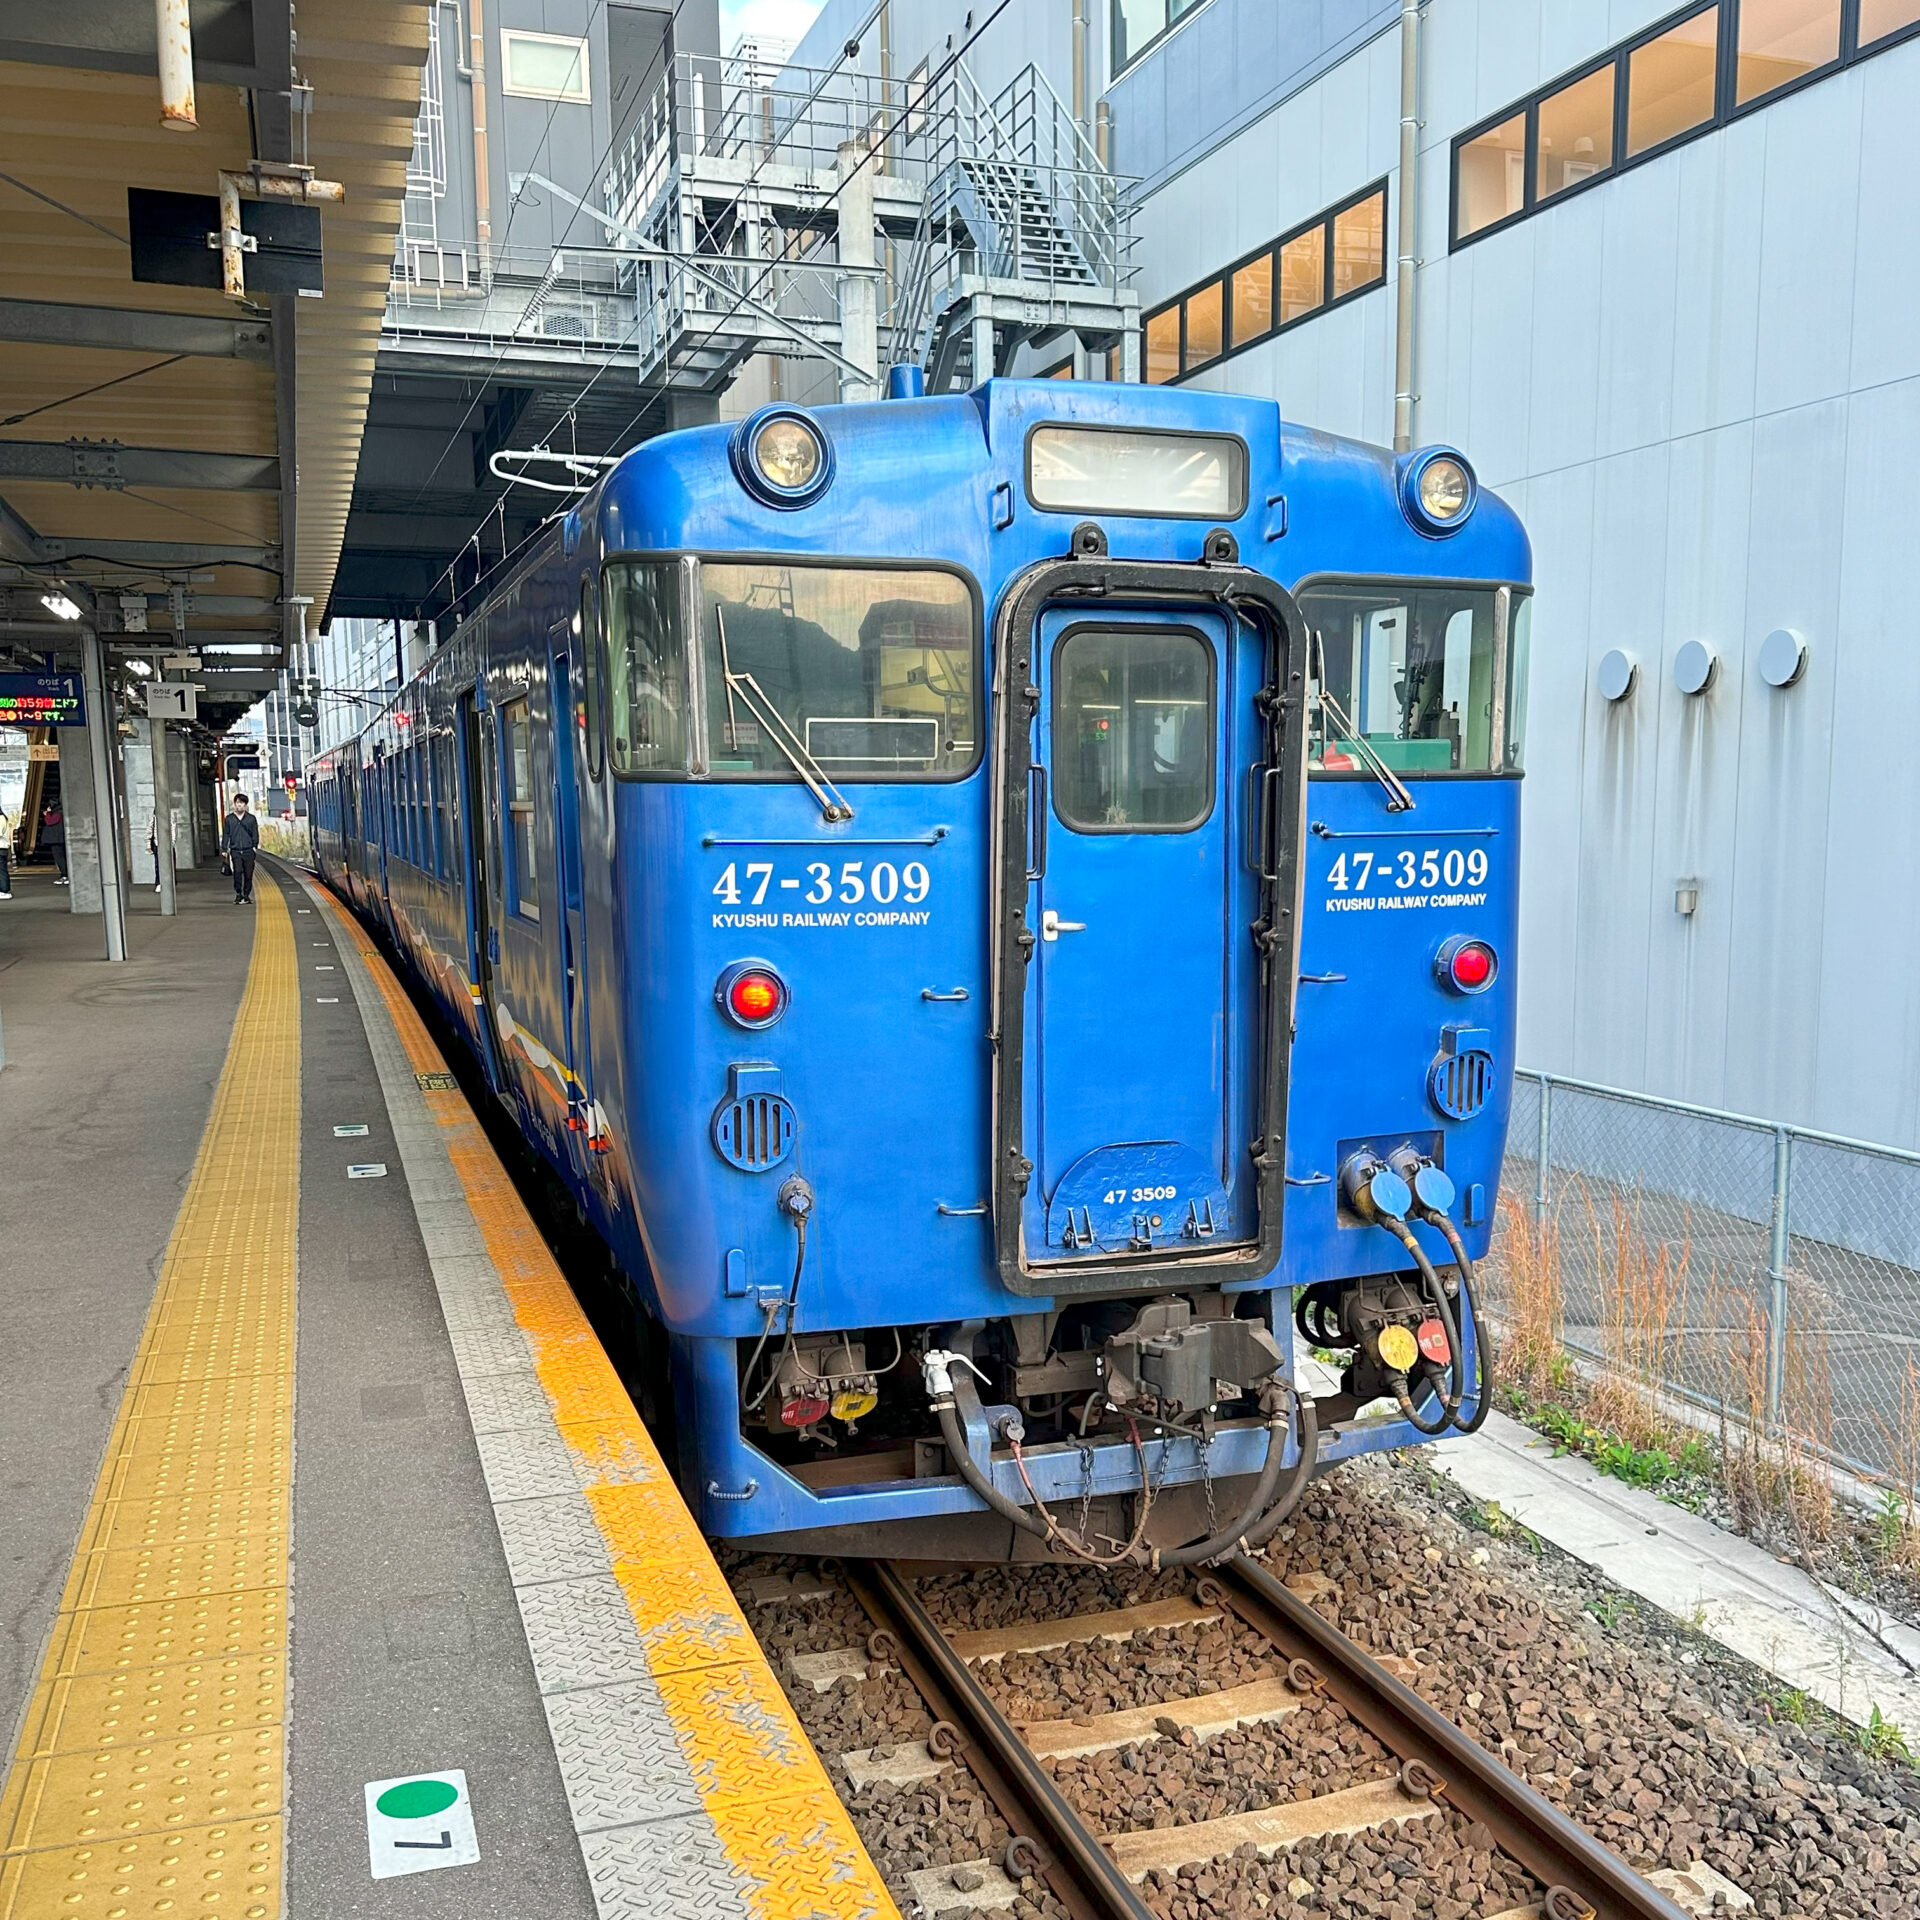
[779,0,1920,1153]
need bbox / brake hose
[1168,1387,1320,1564]
[741,1195,811,1415]
[1419,1208,1492,1434]
[1379,1213,1464,1434]
[927,1358,1319,1568]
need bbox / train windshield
[1298,582,1531,775]
[699,562,978,779]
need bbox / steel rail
[843,1561,1156,1920]
[1203,1558,1693,1920]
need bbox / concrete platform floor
[0,857,894,1920]
[0,864,253,1737]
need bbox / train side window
[504,697,539,919]
[580,575,605,780]
[1051,626,1215,833]
[603,562,687,773]
[1298,582,1532,775]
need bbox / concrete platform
[0,859,897,1920]
[1433,1410,1920,1733]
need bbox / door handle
[1041,909,1086,941]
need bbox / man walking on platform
[222,792,259,905]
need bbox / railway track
[838,1556,1698,1920]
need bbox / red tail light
[1436,935,1497,995]
[717,960,788,1028]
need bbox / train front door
[1022,604,1254,1267]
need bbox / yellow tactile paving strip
[0,885,297,1920]
[318,891,899,1920]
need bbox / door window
[1051,626,1215,832]
[579,575,605,780]
[504,698,538,920]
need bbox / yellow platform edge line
[316,883,899,1920]
[0,886,298,1920]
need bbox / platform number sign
[364,1769,479,1879]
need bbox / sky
[719,0,825,52]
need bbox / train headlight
[730,406,834,508]
[1399,446,1477,536]
[717,960,789,1028]
[1436,935,1498,995]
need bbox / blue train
[309,378,1531,1563]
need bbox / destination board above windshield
[1025,425,1247,519]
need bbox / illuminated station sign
[0,673,85,727]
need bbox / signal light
[716,960,788,1029]
[1435,935,1497,996]
[778,1392,829,1428]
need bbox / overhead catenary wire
[398,0,711,513]
[401,11,888,623]
[592,0,1020,463]
[401,0,1021,661]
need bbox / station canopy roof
[0,0,428,733]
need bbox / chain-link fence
[1502,1072,1920,1487]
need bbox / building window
[1329,188,1387,301]
[1860,0,1920,44]
[1184,280,1224,372]
[1735,0,1841,104]
[1278,226,1324,323]
[1230,253,1272,344]
[1111,0,1206,76]
[1454,0,1913,250]
[504,697,538,919]
[1145,305,1180,384]
[1534,64,1615,203]
[501,30,590,102]
[1626,9,1720,157]
[1140,181,1387,385]
[1455,111,1526,241]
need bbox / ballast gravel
[728,1455,1920,1920]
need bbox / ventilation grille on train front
[1428,1046,1496,1121]
[711,1090,796,1171]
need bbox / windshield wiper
[1311,629,1414,813]
[715,607,854,822]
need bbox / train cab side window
[1298,583,1532,775]
[699,561,977,780]
[603,562,687,773]
[1051,626,1215,832]
[503,697,539,919]
[579,575,605,780]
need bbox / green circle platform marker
[376,1778,459,1820]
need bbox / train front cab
[649,389,1530,1562]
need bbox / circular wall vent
[1758,627,1808,689]
[1674,639,1718,696]
[1597,648,1637,702]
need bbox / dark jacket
[221,810,260,855]
[39,807,63,847]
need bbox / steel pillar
[80,629,128,961]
